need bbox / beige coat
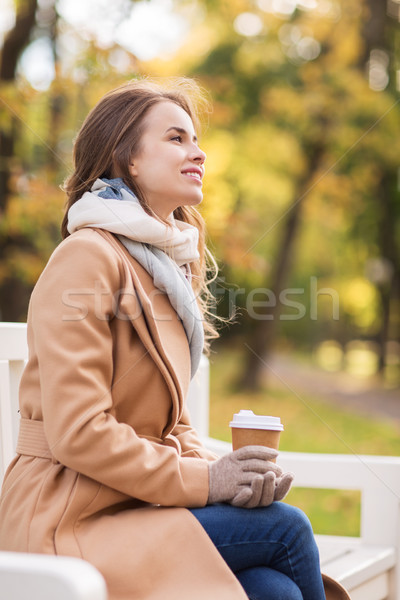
[0,229,247,600]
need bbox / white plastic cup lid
[229,410,284,431]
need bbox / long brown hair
[62,77,219,348]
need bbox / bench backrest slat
[0,323,28,481]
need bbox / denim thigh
[189,502,326,600]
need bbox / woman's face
[129,101,206,219]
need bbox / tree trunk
[0,0,38,321]
[0,0,38,81]
[238,141,325,391]
[362,0,399,374]
[375,175,400,373]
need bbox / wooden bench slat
[346,572,389,600]
[317,534,365,563]
[0,323,29,361]
[319,539,396,590]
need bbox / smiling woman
[61,78,216,346]
[0,78,327,600]
[128,101,206,218]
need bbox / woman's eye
[171,135,182,143]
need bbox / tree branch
[0,0,38,81]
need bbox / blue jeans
[189,502,326,600]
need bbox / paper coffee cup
[230,410,284,457]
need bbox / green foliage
[0,169,64,285]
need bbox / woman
[0,78,328,600]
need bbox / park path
[265,353,400,424]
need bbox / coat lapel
[97,230,191,429]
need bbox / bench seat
[317,535,396,599]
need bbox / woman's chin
[182,193,203,208]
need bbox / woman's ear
[129,162,138,177]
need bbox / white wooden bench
[0,322,108,600]
[1,322,400,599]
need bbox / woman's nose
[190,145,206,164]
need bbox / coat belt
[16,418,181,461]
[16,418,57,463]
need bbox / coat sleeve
[29,230,210,508]
[170,405,219,461]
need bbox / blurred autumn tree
[0,0,39,319]
[155,0,399,389]
[0,0,142,320]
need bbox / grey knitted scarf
[68,178,204,378]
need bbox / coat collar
[96,230,191,430]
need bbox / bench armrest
[0,552,108,600]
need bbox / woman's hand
[253,470,294,507]
[208,446,294,509]
[273,471,294,502]
[232,470,294,508]
[207,446,282,507]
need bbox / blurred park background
[0,0,399,533]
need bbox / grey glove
[208,446,281,506]
[274,471,294,501]
[231,474,264,509]
[257,470,294,506]
[231,470,294,508]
